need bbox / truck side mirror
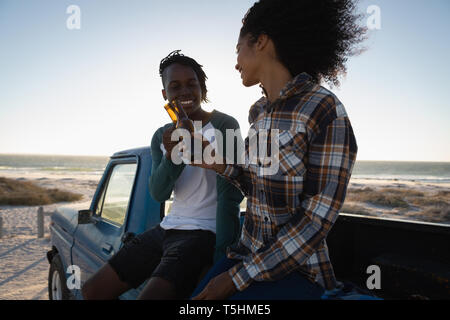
[78,210,94,225]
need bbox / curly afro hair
[159,50,209,102]
[240,0,367,86]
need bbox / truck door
[71,159,138,299]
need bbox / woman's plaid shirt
[221,73,358,291]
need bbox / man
[81,51,243,300]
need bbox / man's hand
[192,271,237,300]
[162,125,179,160]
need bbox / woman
[81,51,243,300]
[191,0,366,300]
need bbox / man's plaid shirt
[221,73,358,291]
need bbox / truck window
[98,163,137,226]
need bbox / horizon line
[0,152,449,163]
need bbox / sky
[0,0,449,161]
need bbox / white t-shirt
[159,122,218,233]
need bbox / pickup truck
[47,147,450,300]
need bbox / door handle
[101,243,113,255]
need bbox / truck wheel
[48,253,71,300]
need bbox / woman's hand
[187,132,227,174]
[191,271,237,300]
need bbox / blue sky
[0,0,449,161]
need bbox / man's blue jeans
[191,257,324,300]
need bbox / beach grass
[418,206,450,223]
[379,187,425,197]
[346,187,410,208]
[436,190,450,197]
[0,177,83,206]
[344,186,450,223]
[341,203,373,216]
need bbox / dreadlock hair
[240,0,367,86]
[159,50,209,102]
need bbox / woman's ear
[162,89,167,100]
[257,34,277,60]
[256,34,270,51]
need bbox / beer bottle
[164,100,197,162]
[164,100,194,132]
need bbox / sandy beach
[0,172,449,300]
[0,174,99,300]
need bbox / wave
[0,166,102,172]
[351,175,450,184]
[0,167,104,177]
[40,167,101,172]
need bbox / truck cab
[47,147,162,300]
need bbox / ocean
[351,161,450,184]
[0,154,109,178]
[0,154,450,184]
